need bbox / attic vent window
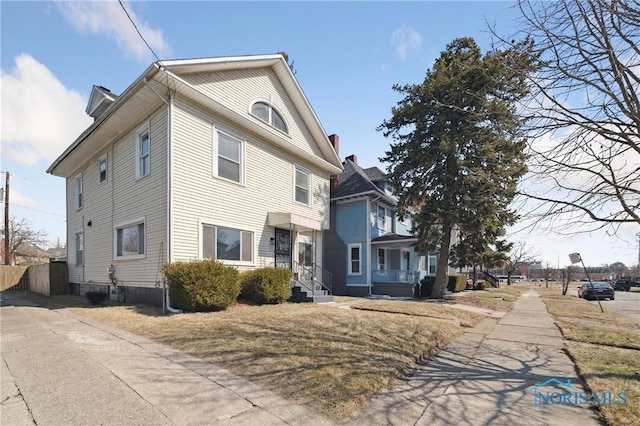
[250,100,288,133]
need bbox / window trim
[135,122,150,180]
[377,204,386,231]
[99,155,108,183]
[249,99,289,134]
[113,218,146,260]
[428,254,438,275]
[212,128,245,185]
[294,164,311,206]
[378,248,386,271]
[199,220,255,265]
[75,232,84,266]
[348,243,362,276]
[75,174,83,210]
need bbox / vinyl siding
[181,69,325,159]
[170,98,329,270]
[335,199,368,286]
[66,106,168,288]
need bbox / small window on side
[99,156,107,182]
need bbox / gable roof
[86,85,118,119]
[47,54,343,177]
[331,159,396,205]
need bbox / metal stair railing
[292,261,332,296]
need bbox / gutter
[47,62,162,176]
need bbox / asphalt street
[567,285,640,324]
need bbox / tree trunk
[430,218,452,298]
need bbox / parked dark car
[612,280,639,291]
[578,282,615,300]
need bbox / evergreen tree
[379,37,539,298]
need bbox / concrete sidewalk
[349,288,603,425]
[0,294,331,425]
[1,290,604,425]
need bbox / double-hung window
[136,123,150,179]
[214,130,243,184]
[428,254,438,274]
[99,155,108,182]
[115,220,145,258]
[294,165,310,205]
[75,174,83,210]
[348,243,361,275]
[377,204,386,231]
[76,232,84,266]
[378,248,386,271]
[202,223,253,263]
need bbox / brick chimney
[345,154,357,164]
[328,134,339,155]
[328,134,340,192]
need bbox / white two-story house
[47,54,343,306]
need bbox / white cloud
[9,189,41,209]
[390,24,422,60]
[55,0,172,62]
[0,54,93,166]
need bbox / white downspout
[366,199,373,296]
[164,91,181,314]
[367,196,384,297]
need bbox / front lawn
[13,292,490,421]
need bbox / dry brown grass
[444,285,525,312]
[349,299,486,327]
[565,342,640,426]
[537,288,640,426]
[15,292,469,421]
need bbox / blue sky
[1,1,638,269]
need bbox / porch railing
[372,269,419,284]
[292,260,332,295]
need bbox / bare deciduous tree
[503,241,538,285]
[505,0,640,233]
[0,216,47,265]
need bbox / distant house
[47,54,343,306]
[46,247,67,262]
[323,144,456,297]
[14,244,49,265]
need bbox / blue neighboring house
[323,138,454,297]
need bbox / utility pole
[3,172,9,265]
[637,232,640,279]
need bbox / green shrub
[240,267,292,304]
[86,291,108,305]
[447,275,468,293]
[163,259,240,312]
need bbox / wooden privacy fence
[0,263,68,295]
[0,266,28,292]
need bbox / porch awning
[268,212,323,231]
[371,233,417,245]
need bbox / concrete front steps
[290,280,333,303]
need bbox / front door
[274,228,292,269]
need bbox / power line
[8,203,66,219]
[118,0,161,63]
[118,0,176,95]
